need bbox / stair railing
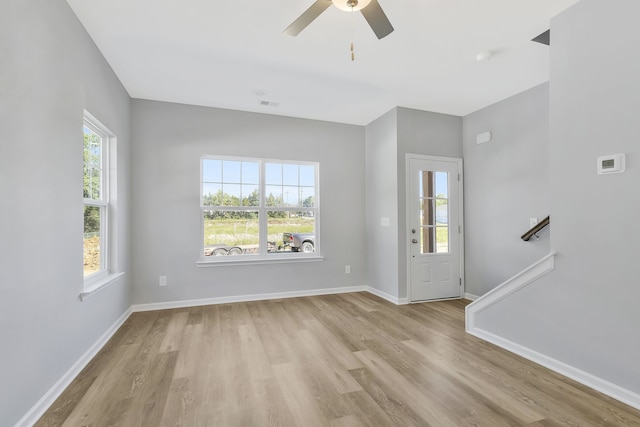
[521,216,550,241]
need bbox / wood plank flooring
[36,293,640,426]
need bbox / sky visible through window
[434,171,448,197]
[203,159,315,207]
[418,171,448,198]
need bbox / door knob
[412,238,418,244]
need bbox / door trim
[405,154,465,303]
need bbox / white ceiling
[65,0,579,126]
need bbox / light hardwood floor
[37,293,640,426]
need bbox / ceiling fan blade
[283,0,333,37]
[360,0,394,39]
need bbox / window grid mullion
[84,199,108,207]
[259,160,268,256]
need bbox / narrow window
[83,117,109,280]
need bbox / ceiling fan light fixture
[332,0,372,12]
[283,0,393,40]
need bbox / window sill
[80,272,125,301]
[196,255,324,268]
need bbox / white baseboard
[464,251,640,411]
[464,293,479,301]
[15,307,133,427]
[467,327,640,411]
[132,286,368,312]
[131,286,410,312]
[365,286,408,305]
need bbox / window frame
[82,112,122,293]
[198,155,322,266]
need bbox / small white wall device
[476,131,492,145]
[597,153,625,175]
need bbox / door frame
[405,154,465,303]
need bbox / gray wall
[0,1,132,425]
[364,109,399,297]
[462,84,550,297]
[131,100,366,304]
[476,0,640,395]
[396,108,462,299]
[364,107,462,299]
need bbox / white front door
[408,156,462,302]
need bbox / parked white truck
[282,232,315,253]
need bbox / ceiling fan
[284,0,394,40]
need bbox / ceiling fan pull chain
[350,3,355,61]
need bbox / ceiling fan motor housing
[333,0,372,12]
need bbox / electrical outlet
[159,276,167,287]
[345,265,351,274]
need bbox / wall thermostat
[597,153,625,175]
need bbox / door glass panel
[419,170,434,198]
[435,171,448,198]
[436,199,448,225]
[419,170,435,228]
[419,201,435,227]
[436,226,449,253]
[418,169,450,254]
[420,226,435,254]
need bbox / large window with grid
[201,156,319,261]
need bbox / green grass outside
[418,226,449,253]
[436,226,448,243]
[203,217,446,248]
[204,217,314,247]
